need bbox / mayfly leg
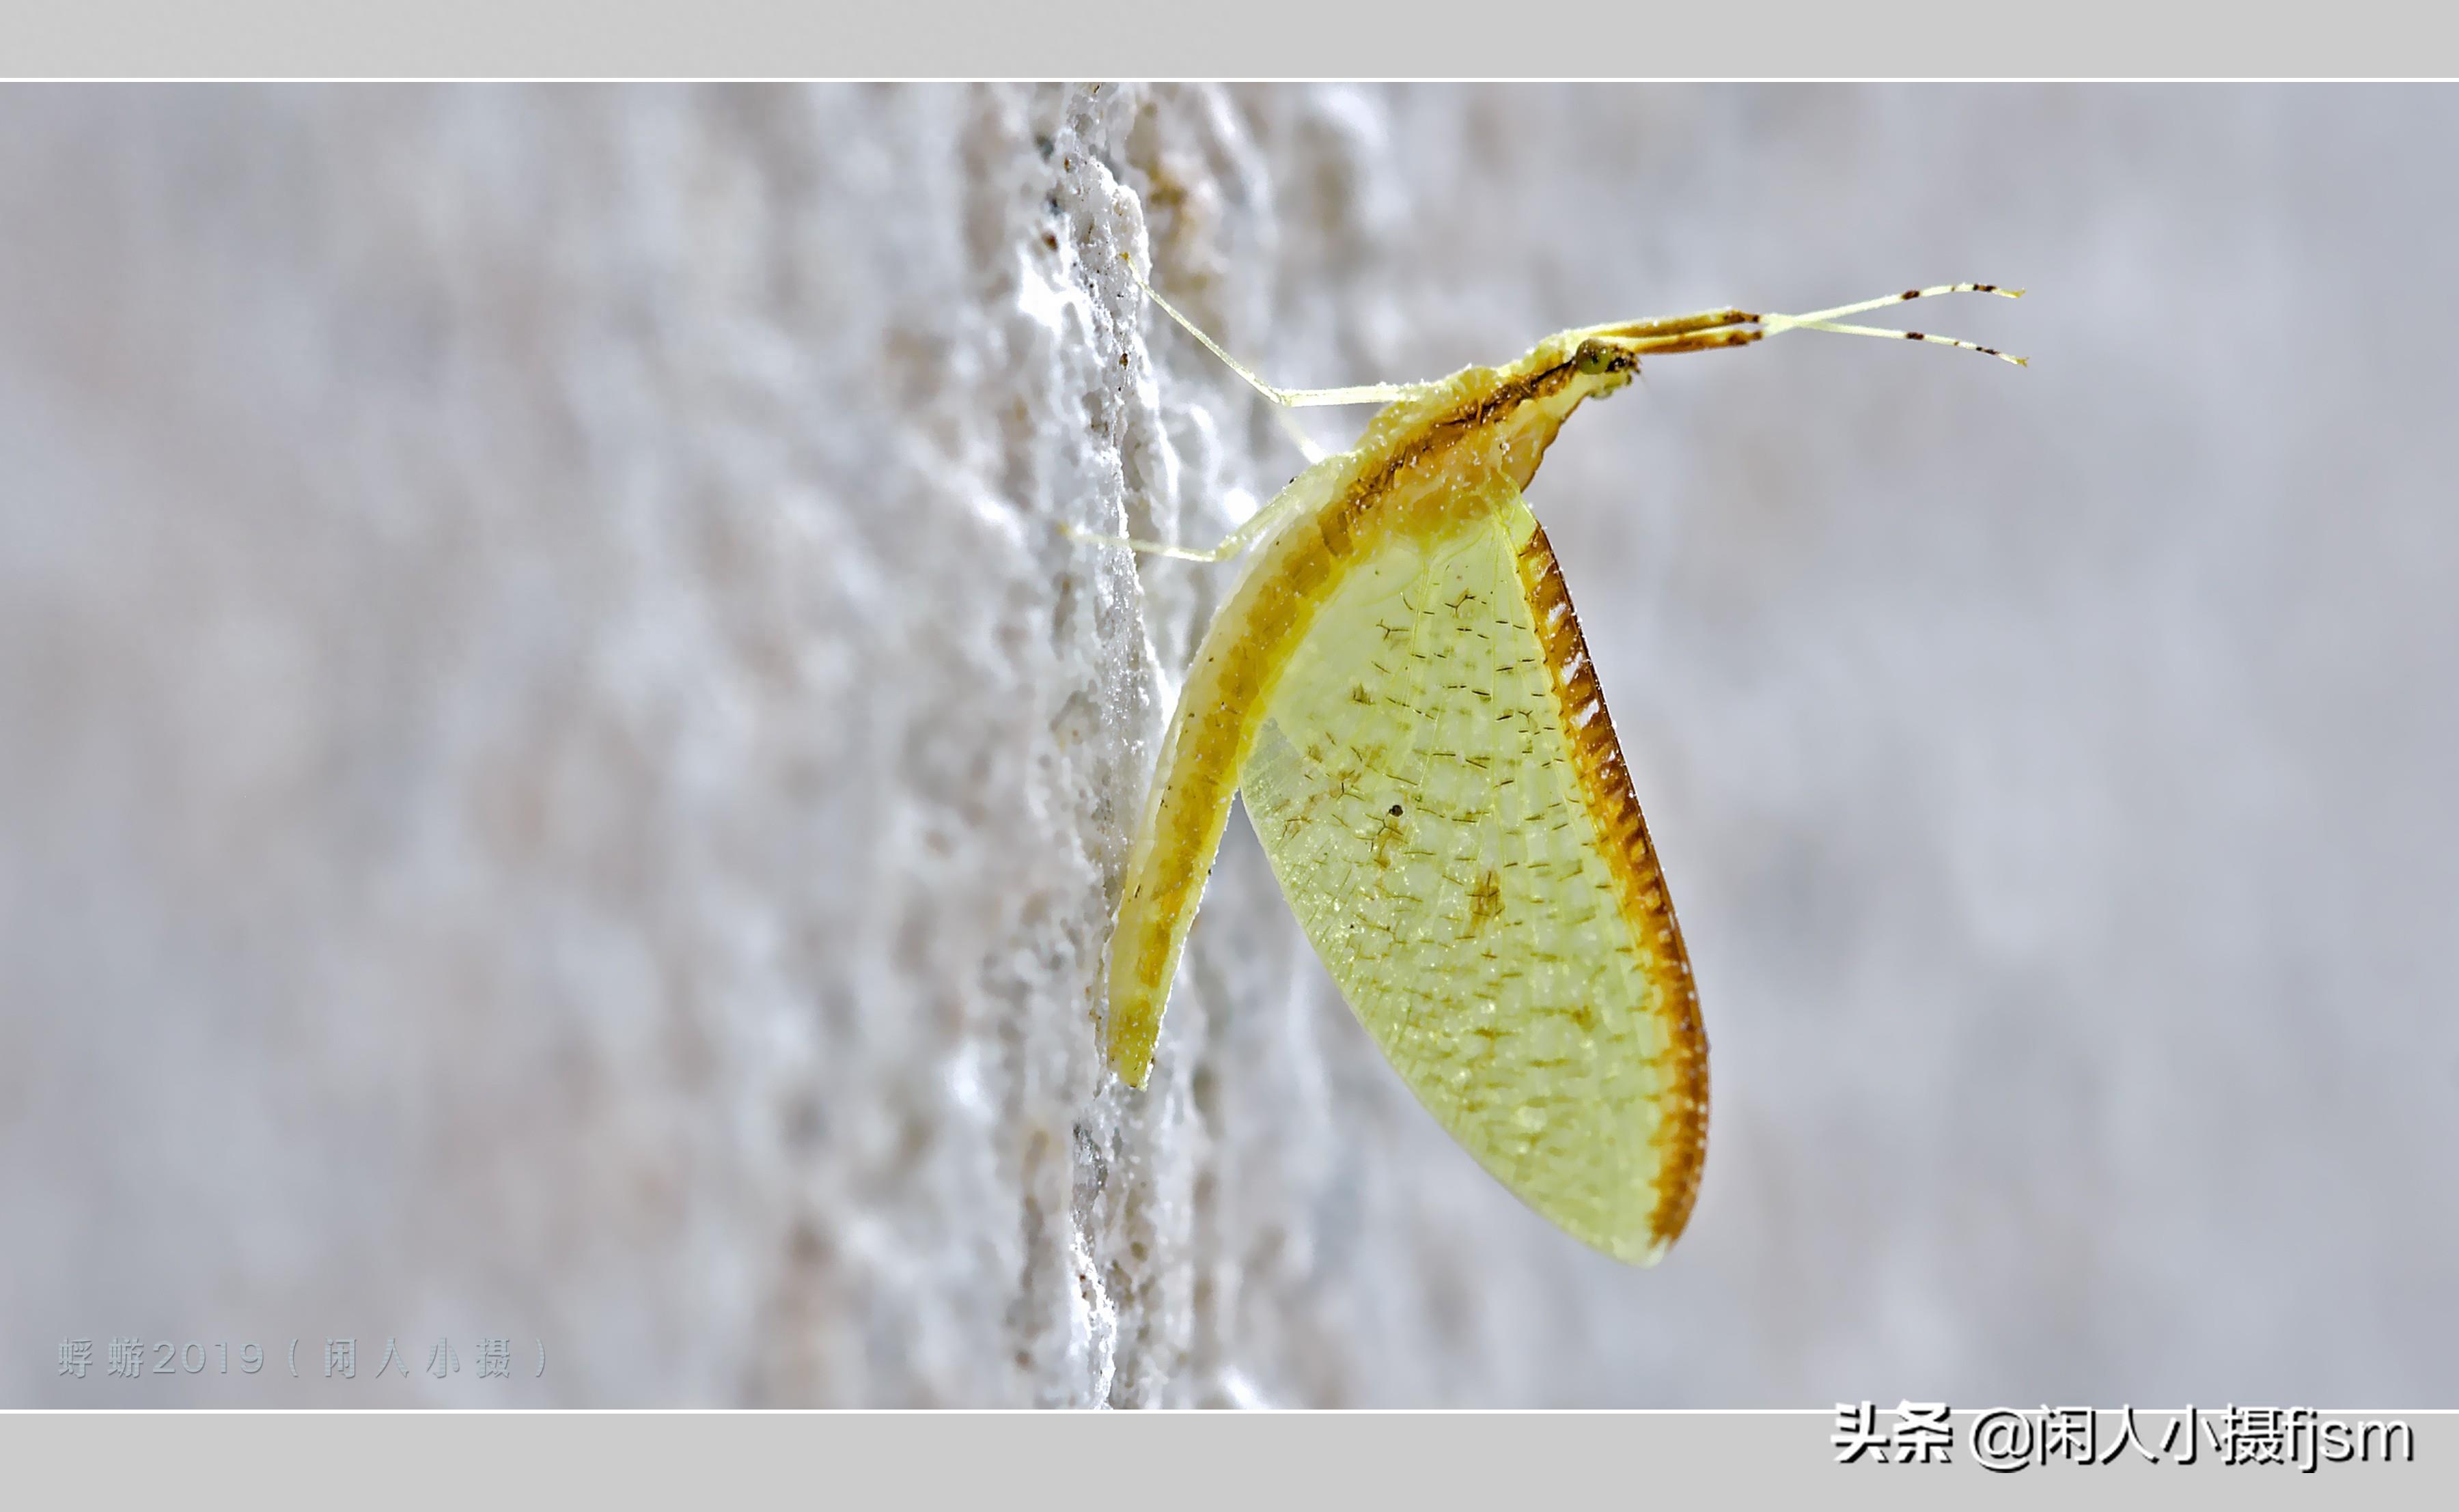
[1061,471,1319,563]
[1757,283,2029,366]
[1270,406,1330,467]
[1588,283,2029,367]
[1067,251,1380,562]
[1121,253,1448,410]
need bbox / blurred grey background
[3,83,2454,1407]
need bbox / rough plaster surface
[5,84,2457,1407]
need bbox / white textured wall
[5,83,2456,1407]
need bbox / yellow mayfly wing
[1238,481,1706,1264]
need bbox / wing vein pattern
[1238,485,1704,1261]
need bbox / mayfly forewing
[1238,482,1701,1263]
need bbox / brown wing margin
[1514,522,1711,1250]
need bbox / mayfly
[1072,257,2023,1264]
